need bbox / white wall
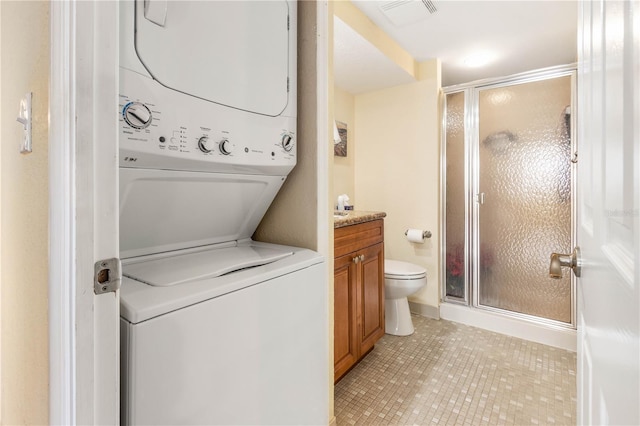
[0,1,50,423]
[354,60,441,314]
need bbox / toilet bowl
[384,259,427,336]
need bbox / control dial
[198,136,213,153]
[281,134,294,152]
[122,102,152,129]
[219,139,233,155]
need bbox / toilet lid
[385,259,427,280]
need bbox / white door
[49,1,120,424]
[576,1,639,424]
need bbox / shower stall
[442,66,576,329]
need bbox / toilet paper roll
[406,229,425,244]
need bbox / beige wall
[333,87,355,206]
[332,3,442,312]
[0,1,50,424]
[354,59,442,311]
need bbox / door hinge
[287,15,290,31]
[94,258,122,295]
[287,77,290,93]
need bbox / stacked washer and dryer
[118,1,327,424]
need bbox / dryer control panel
[119,72,296,176]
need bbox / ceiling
[334,1,578,93]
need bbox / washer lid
[124,244,293,287]
[119,168,287,259]
[385,259,427,279]
[135,0,291,117]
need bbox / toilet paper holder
[405,229,432,239]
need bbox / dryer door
[134,0,291,117]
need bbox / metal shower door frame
[441,65,578,329]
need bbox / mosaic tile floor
[335,315,576,425]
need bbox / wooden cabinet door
[358,242,385,355]
[333,253,358,382]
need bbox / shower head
[482,131,517,154]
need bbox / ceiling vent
[379,0,438,27]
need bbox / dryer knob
[122,102,152,129]
[198,136,213,153]
[281,134,294,152]
[219,139,233,155]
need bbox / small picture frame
[334,121,347,157]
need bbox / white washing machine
[118,1,328,424]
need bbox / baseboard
[328,415,337,426]
[439,302,577,352]
[408,301,440,319]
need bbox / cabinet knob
[359,254,365,262]
[352,256,359,264]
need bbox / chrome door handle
[549,247,581,278]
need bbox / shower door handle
[549,247,581,279]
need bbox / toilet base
[385,297,415,336]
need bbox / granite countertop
[333,210,387,228]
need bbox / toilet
[384,259,427,336]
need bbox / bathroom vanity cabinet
[334,219,385,382]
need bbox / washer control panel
[119,72,296,176]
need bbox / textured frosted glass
[478,76,572,323]
[445,92,466,299]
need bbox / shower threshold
[439,302,576,351]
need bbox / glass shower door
[476,75,574,324]
[444,91,467,301]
